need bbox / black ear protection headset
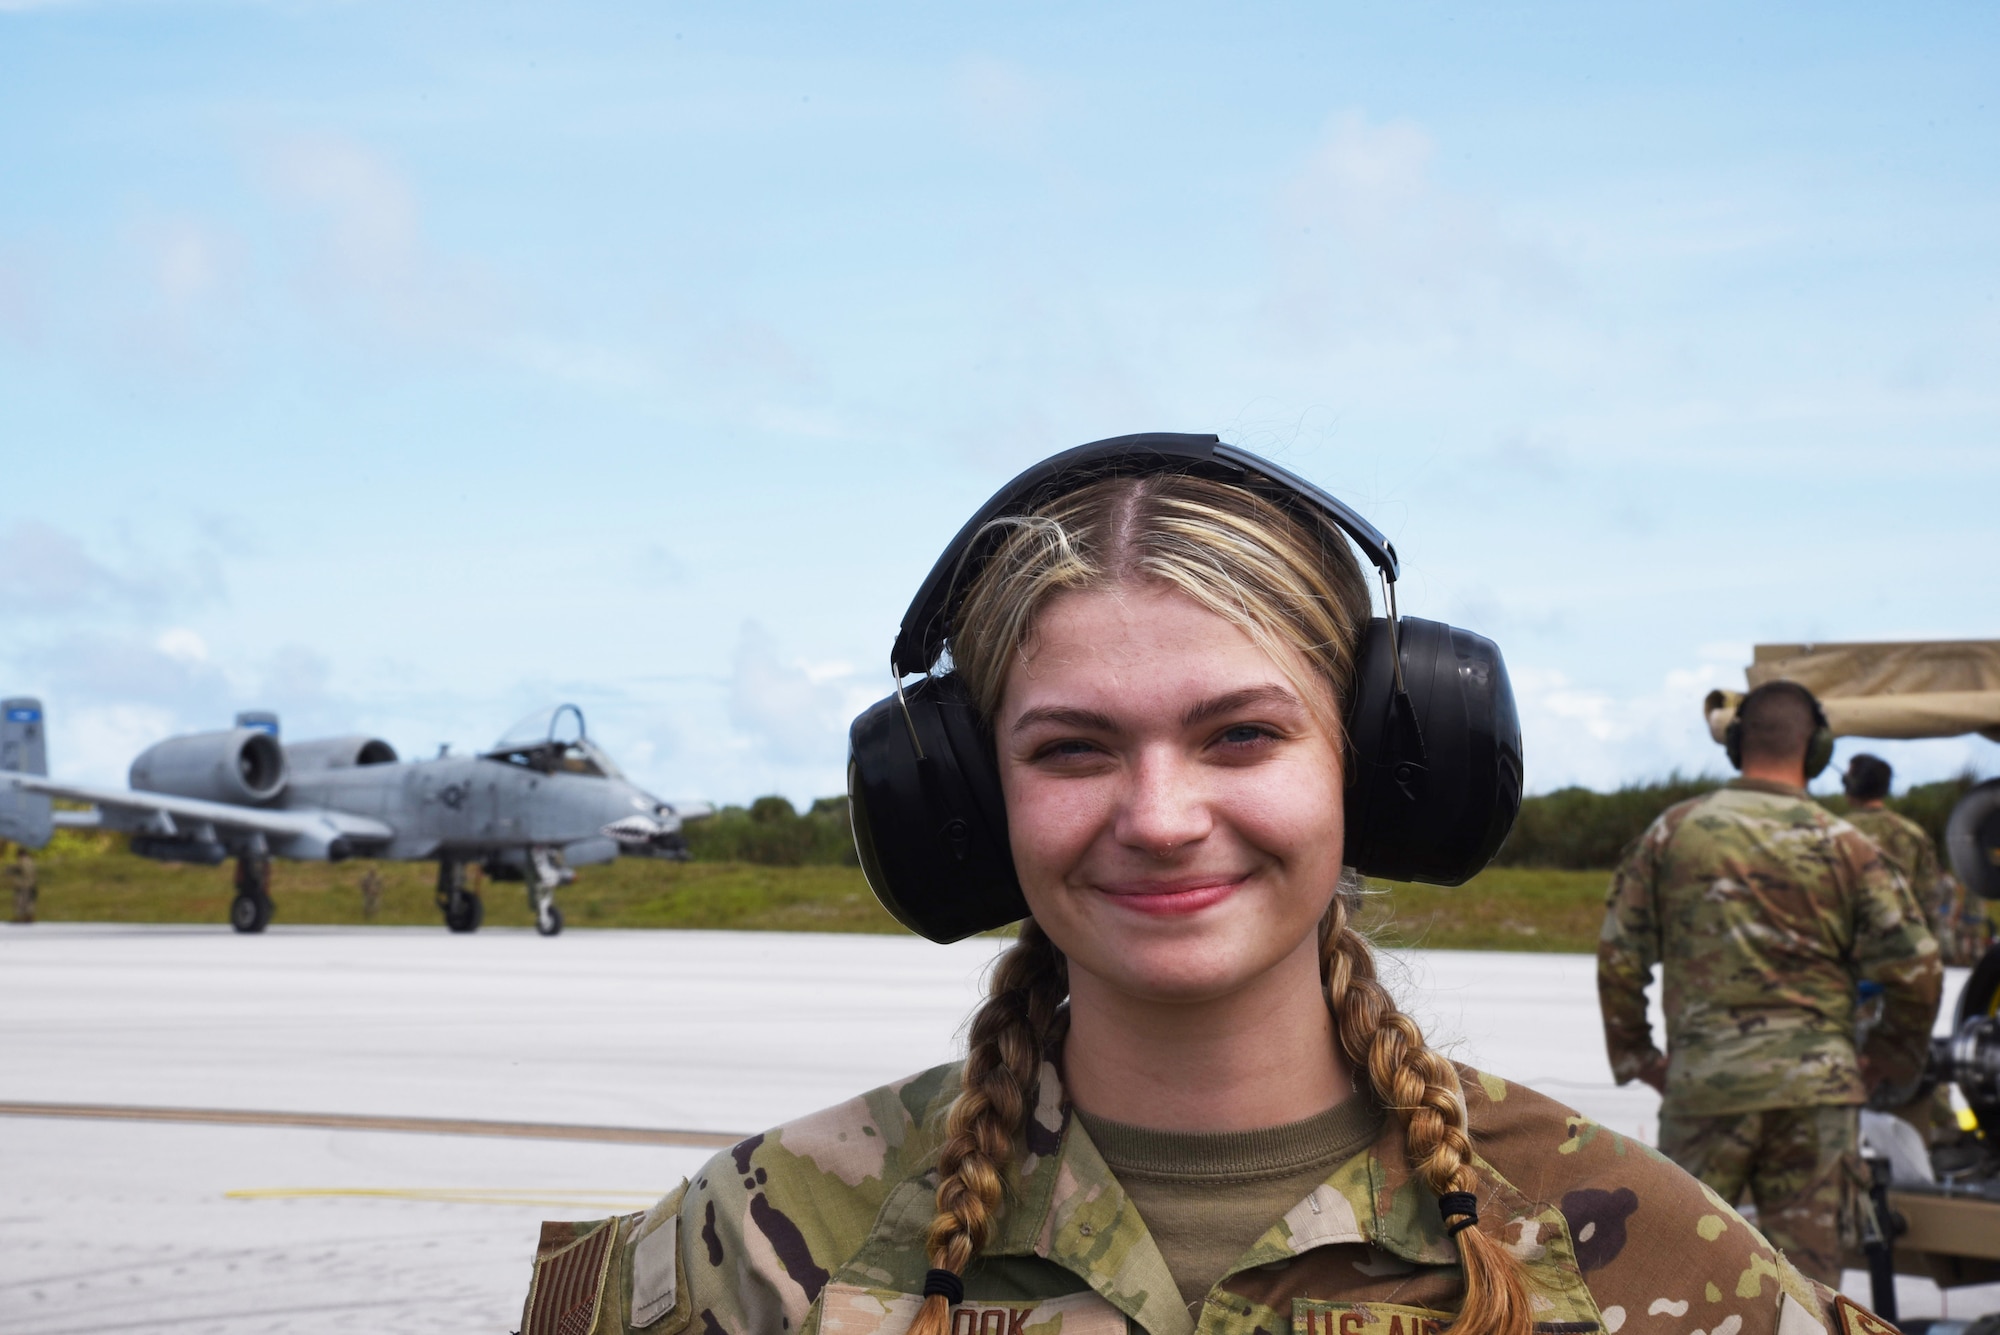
[1724,681,1835,780]
[846,433,1525,943]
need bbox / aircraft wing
[5,775,393,844]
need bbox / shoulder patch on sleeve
[1832,1297,1900,1335]
[524,1217,620,1335]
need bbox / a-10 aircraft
[0,699,709,936]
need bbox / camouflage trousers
[11,884,32,924]
[1656,1104,1858,1285]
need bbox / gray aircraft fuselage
[276,751,667,866]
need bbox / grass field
[21,830,1611,950]
[1354,867,1609,953]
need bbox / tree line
[691,774,1985,871]
[1490,771,1979,870]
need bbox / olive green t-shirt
[1075,1093,1385,1315]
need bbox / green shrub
[1494,773,1723,869]
[1496,769,1983,870]
[685,795,860,867]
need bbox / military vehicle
[0,700,709,937]
[1703,641,2000,1317]
[1868,950,2000,1306]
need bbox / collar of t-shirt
[1073,1093,1385,1315]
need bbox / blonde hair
[908,473,1530,1335]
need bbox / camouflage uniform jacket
[1838,808,1942,940]
[1598,779,1942,1116]
[520,1059,1859,1335]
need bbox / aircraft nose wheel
[526,845,566,937]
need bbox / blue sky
[3,1,1996,805]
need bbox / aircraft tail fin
[0,697,53,849]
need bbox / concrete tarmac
[0,923,1985,1333]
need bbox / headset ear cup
[1343,616,1522,885]
[1724,718,1744,771]
[1804,726,1835,781]
[846,674,1025,943]
[1339,619,1392,875]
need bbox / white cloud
[954,57,1051,156]
[153,628,209,665]
[268,134,419,286]
[1511,648,1747,792]
[0,522,152,614]
[264,133,504,343]
[1512,648,2000,795]
[88,212,249,375]
[58,703,179,787]
[22,632,235,718]
[727,621,876,768]
[703,320,819,389]
[499,333,655,391]
[1265,112,1573,353]
[149,217,233,308]
[0,521,234,622]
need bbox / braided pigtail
[1320,887,1531,1335]
[909,920,1071,1335]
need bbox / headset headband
[890,433,1400,677]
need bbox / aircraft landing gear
[230,852,273,934]
[527,846,565,937]
[436,858,484,933]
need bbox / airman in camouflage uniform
[1840,755,1991,968]
[1598,778,1942,1282]
[521,1060,1877,1335]
[8,846,35,924]
[1837,809,1938,940]
[1840,755,1946,952]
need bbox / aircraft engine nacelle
[129,728,289,806]
[284,736,399,770]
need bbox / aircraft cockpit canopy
[484,704,625,778]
